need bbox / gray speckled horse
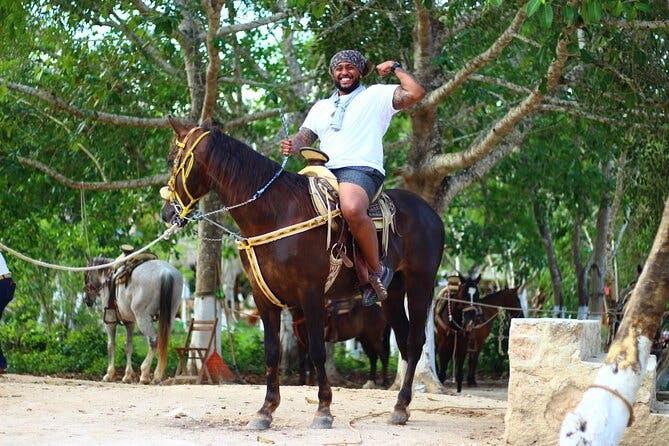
[83,257,183,384]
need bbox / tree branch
[423,8,527,109]
[200,0,224,122]
[17,157,168,190]
[0,78,168,128]
[602,19,669,30]
[215,11,291,38]
[108,10,181,78]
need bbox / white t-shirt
[301,84,399,175]
[0,253,10,276]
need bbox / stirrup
[366,265,392,304]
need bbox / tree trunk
[572,212,591,319]
[532,196,565,314]
[588,160,613,321]
[560,194,669,444]
[192,193,225,355]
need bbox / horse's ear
[86,254,91,264]
[201,117,213,130]
[167,115,187,135]
[474,274,481,283]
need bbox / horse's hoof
[388,408,409,425]
[102,374,114,382]
[362,380,376,389]
[122,375,135,384]
[246,414,272,430]
[139,377,151,385]
[310,414,334,429]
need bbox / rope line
[0,224,179,272]
[435,295,614,318]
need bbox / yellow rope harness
[166,128,211,219]
[236,210,342,308]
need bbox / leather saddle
[297,148,396,292]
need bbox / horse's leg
[122,322,136,383]
[454,334,467,392]
[135,315,157,384]
[467,350,480,387]
[359,336,377,389]
[102,323,117,382]
[304,300,334,429]
[388,277,431,425]
[380,325,391,388]
[247,307,282,430]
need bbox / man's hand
[280,138,294,156]
[376,60,397,77]
[281,128,318,156]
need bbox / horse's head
[160,116,214,227]
[456,273,481,331]
[82,257,112,307]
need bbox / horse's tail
[157,271,175,373]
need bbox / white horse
[83,256,183,384]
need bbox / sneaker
[362,265,393,306]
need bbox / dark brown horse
[160,118,444,429]
[436,283,523,392]
[293,298,391,388]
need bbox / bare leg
[103,323,117,382]
[338,183,381,273]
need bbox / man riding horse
[280,50,425,306]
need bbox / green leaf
[539,4,554,29]
[311,2,326,18]
[563,4,577,25]
[490,0,503,6]
[611,1,623,17]
[579,48,595,63]
[582,0,603,24]
[525,0,542,17]
[635,2,651,13]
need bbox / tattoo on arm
[293,127,318,149]
[392,87,412,110]
[392,70,422,110]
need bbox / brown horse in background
[436,280,523,392]
[293,298,391,388]
[160,118,444,429]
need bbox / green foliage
[220,321,266,374]
[1,319,108,375]
[333,342,398,375]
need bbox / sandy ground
[0,373,507,446]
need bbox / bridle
[447,282,481,332]
[163,127,211,223]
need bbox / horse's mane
[201,123,311,210]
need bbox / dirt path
[0,374,506,445]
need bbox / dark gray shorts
[331,166,385,201]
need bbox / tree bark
[560,194,669,444]
[588,160,614,320]
[532,196,565,313]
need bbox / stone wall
[503,318,669,445]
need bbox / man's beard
[334,78,360,94]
